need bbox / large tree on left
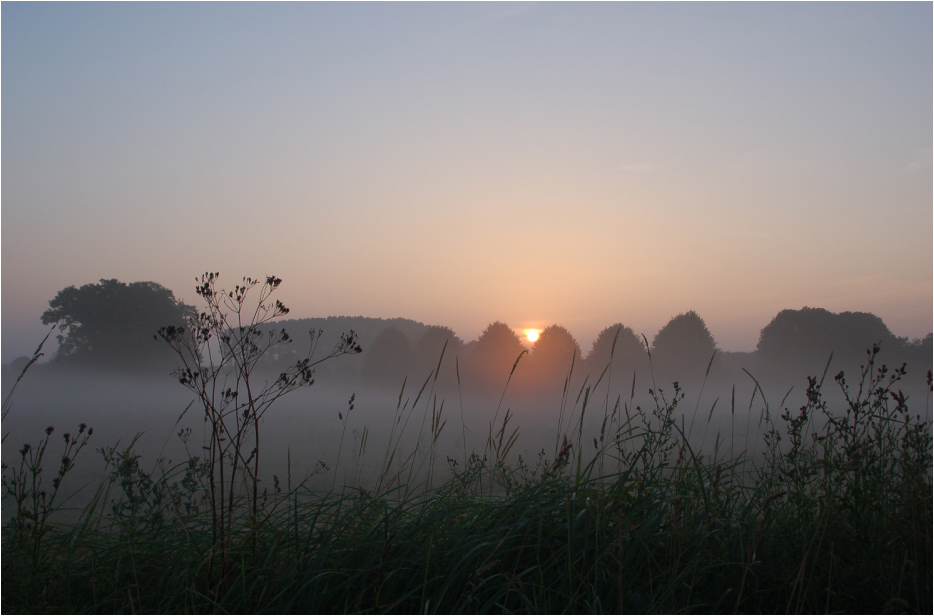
[42,279,195,371]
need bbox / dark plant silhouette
[156,273,361,572]
[42,279,195,371]
[759,345,931,609]
[2,325,56,433]
[2,423,93,572]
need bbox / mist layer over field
[3,304,931,614]
[4,331,930,510]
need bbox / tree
[467,322,527,389]
[408,326,465,392]
[584,323,648,380]
[362,326,414,388]
[41,279,195,371]
[528,325,583,392]
[651,311,718,382]
[756,307,900,376]
[255,316,427,381]
[903,333,932,366]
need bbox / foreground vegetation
[3,276,931,613]
[2,356,930,613]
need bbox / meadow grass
[2,346,931,614]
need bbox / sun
[525,329,542,343]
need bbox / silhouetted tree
[467,321,527,389]
[257,316,426,381]
[651,311,718,383]
[756,307,901,376]
[584,323,648,381]
[527,325,583,392]
[362,326,413,388]
[903,333,932,364]
[408,326,465,391]
[41,279,195,371]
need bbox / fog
[4,310,930,523]
[3,4,930,505]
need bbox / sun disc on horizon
[525,329,542,343]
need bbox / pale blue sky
[3,2,931,359]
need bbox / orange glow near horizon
[525,329,542,343]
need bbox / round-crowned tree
[584,323,648,379]
[467,321,527,390]
[41,278,195,372]
[651,311,718,383]
[362,326,413,388]
[408,325,465,391]
[528,325,583,391]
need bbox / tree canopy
[584,323,647,377]
[651,311,718,381]
[528,325,583,389]
[362,326,413,387]
[467,321,527,388]
[756,307,900,374]
[41,279,195,371]
[408,325,465,390]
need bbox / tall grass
[2,345,931,614]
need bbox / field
[2,338,931,615]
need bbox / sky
[2,2,932,360]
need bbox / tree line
[9,278,931,393]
